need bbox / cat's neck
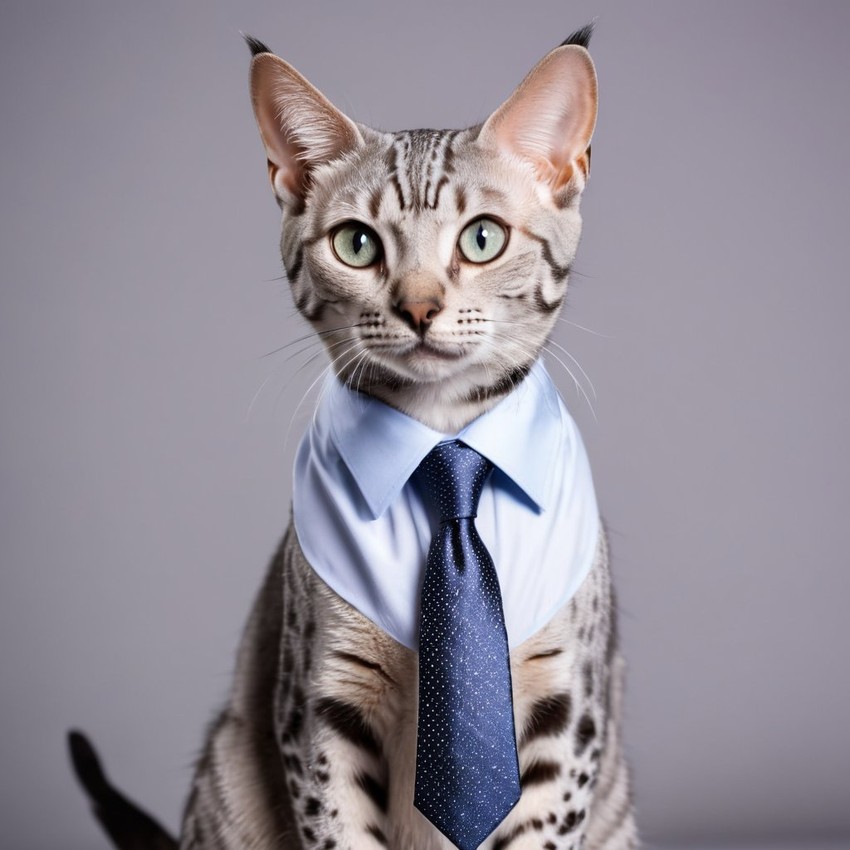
[333,356,536,433]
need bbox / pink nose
[396,298,443,333]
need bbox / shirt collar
[325,359,564,520]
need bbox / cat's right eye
[331,222,382,268]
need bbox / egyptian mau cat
[69,24,638,850]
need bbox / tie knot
[414,441,493,522]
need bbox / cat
[69,23,638,850]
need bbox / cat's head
[247,28,597,432]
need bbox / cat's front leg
[279,699,392,850]
[482,700,602,850]
[481,538,637,850]
[495,652,636,850]
[278,542,410,850]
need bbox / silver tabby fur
[181,26,637,850]
[141,27,636,850]
[179,528,637,850]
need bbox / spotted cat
[69,23,638,850]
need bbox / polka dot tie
[413,441,521,850]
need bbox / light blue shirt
[292,360,600,650]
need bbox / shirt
[292,359,600,650]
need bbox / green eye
[331,222,382,268]
[458,217,507,263]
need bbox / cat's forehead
[387,129,460,180]
[382,128,465,215]
[308,125,536,232]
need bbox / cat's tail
[67,730,179,850]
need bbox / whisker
[244,372,276,424]
[480,318,599,414]
[247,334,358,423]
[554,315,613,338]
[540,343,597,421]
[347,347,369,395]
[278,338,326,365]
[485,314,611,339]
[350,350,372,396]
[261,324,363,359]
[491,328,595,418]
[292,336,356,382]
[545,337,597,400]
[486,334,547,397]
[281,340,362,452]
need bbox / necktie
[413,441,521,850]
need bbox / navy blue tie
[413,441,521,850]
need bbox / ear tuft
[560,21,594,50]
[243,34,272,57]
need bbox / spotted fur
[70,24,637,850]
[177,527,636,850]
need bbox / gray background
[1,1,848,848]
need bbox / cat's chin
[380,341,477,384]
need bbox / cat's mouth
[411,341,466,362]
[359,337,476,385]
[357,339,468,386]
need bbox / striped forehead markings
[387,129,459,212]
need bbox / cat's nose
[395,298,443,334]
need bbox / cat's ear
[478,44,597,196]
[249,47,363,203]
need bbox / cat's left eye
[457,217,508,264]
[331,222,382,268]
